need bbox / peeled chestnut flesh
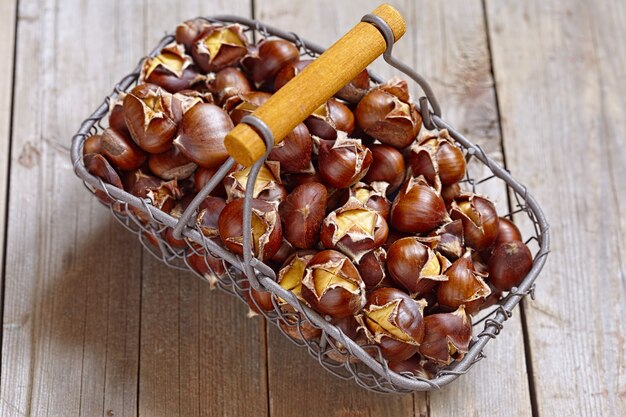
[279,183,327,249]
[301,250,365,318]
[357,287,426,362]
[217,198,282,261]
[277,251,316,302]
[488,241,533,291]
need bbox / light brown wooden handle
[224,4,406,167]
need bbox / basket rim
[70,14,550,393]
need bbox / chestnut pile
[82,20,533,378]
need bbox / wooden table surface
[0,0,624,416]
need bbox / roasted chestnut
[419,305,472,365]
[100,127,147,171]
[224,162,287,207]
[175,18,212,52]
[84,153,123,205]
[344,182,391,220]
[277,251,317,302]
[273,59,312,90]
[408,129,466,186]
[186,250,226,289]
[488,241,533,291]
[362,144,406,195]
[242,39,300,85]
[194,165,228,197]
[301,250,365,318]
[83,134,103,156]
[279,182,327,249]
[390,176,448,234]
[318,136,372,189]
[227,91,271,124]
[174,102,233,169]
[148,146,197,180]
[267,122,313,173]
[357,287,426,362]
[386,237,449,296]
[142,42,203,93]
[430,220,465,259]
[355,78,422,149]
[494,217,523,247]
[217,198,282,261]
[437,251,491,314]
[450,194,499,250]
[304,98,355,140]
[356,247,387,289]
[196,196,227,238]
[208,67,252,106]
[191,24,248,72]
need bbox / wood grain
[486,0,626,415]
[0,0,17,308]
[0,0,146,416]
[411,1,533,416]
[136,2,269,417]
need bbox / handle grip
[224,4,406,167]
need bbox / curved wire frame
[70,14,550,393]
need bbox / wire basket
[70,13,550,393]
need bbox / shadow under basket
[70,14,550,393]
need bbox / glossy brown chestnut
[227,91,271,124]
[267,122,312,173]
[355,78,422,149]
[175,18,212,52]
[387,237,448,296]
[174,102,233,169]
[148,146,197,180]
[494,217,523,247]
[362,144,406,195]
[344,182,391,220]
[243,282,275,315]
[301,250,365,318]
[130,173,182,222]
[408,129,466,186]
[100,127,147,171]
[430,220,465,259]
[242,39,300,85]
[279,183,327,249]
[142,42,202,93]
[488,241,533,291]
[318,136,372,189]
[320,198,388,262]
[419,305,472,365]
[191,24,248,72]
[269,239,296,266]
[356,247,387,289]
[450,194,499,250]
[437,251,491,314]
[305,98,355,140]
[194,165,228,197]
[224,162,287,207]
[163,193,196,248]
[441,182,462,208]
[196,196,227,238]
[335,68,370,104]
[84,153,123,205]
[273,59,312,90]
[109,100,129,135]
[390,176,448,234]
[83,134,103,156]
[357,287,426,362]
[208,67,252,106]
[217,198,282,261]
[123,84,182,154]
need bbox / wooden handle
[224,4,406,167]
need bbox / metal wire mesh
[70,15,550,393]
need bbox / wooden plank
[0,0,17,307]
[255,1,416,415]
[0,0,145,416]
[486,0,626,415]
[412,1,533,416]
[135,2,269,417]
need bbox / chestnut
[430,220,465,259]
[109,99,129,135]
[100,127,147,171]
[279,182,327,249]
[269,239,296,266]
[437,251,491,314]
[488,241,533,291]
[175,18,212,52]
[300,250,365,318]
[208,67,252,106]
[345,182,391,220]
[355,78,422,149]
[494,217,523,247]
[84,153,123,205]
[450,194,499,250]
[336,68,370,104]
[224,162,287,207]
[305,98,355,140]
[419,305,472,365]
[191,24,248,73]
[388,355,433,379]
[390,176,448,234]
[408,129,466,186]
[386,237,449,296]
[356,287,426,362]
[194,165,228,197]
[123,83,182,154]
[217,198,282,261]
[277,251,317,302]
[441,182,462,208]
[362,144,406,195]
[163,193,196,248]
[142,42,203,93]
[243,281,275,315]
[278,309,322,343]
[187,251,226,287]
[273,59,312,90]
[148,146,197,180]
[227,91,271,124]
[267,122,313,173]
[241,39,300,86]
[318,136,372,189]
[174,102,233,169]
[83,134,103,156]
[356,247,387,289]
[196,196,226,238]
[320,197,388,262]
[130,172,182,222]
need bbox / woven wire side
[70,15,549,394]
